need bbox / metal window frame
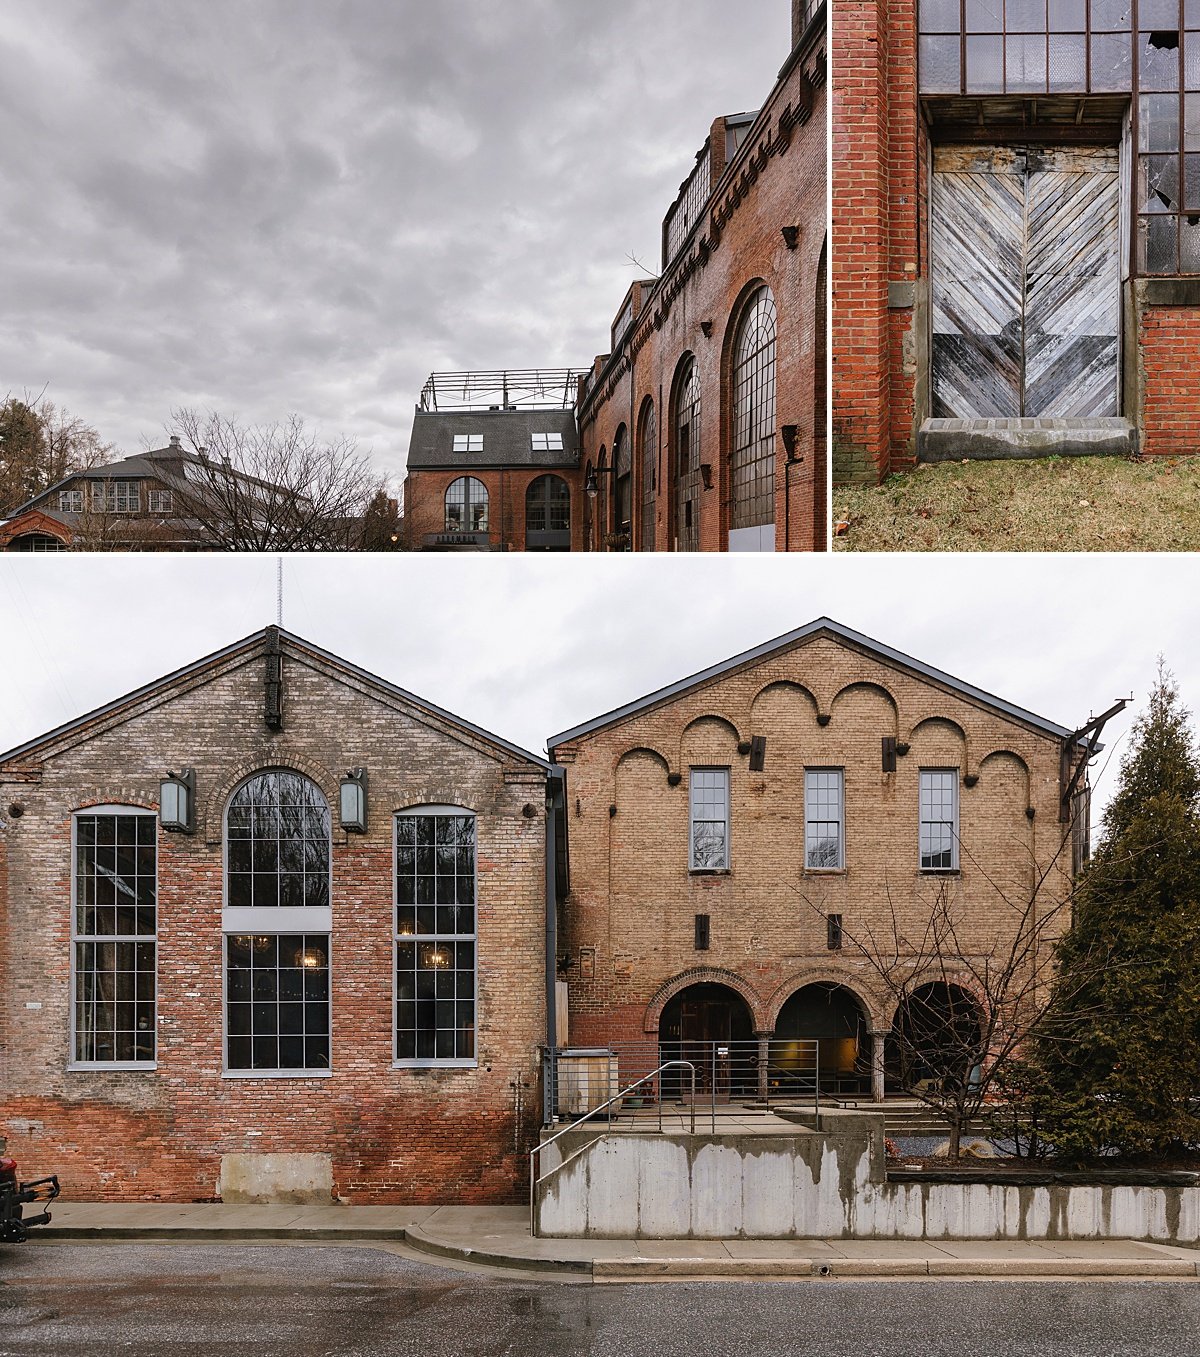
[392,804,479,1070]
[688,767,731,872]
[918,767,961,871]
[804,767,846,871]
[451,433,485,453]
[444,476,490,533]
[221,930,333,1078]
[638,397,657,552]
[672,357,702,552]
[730,286,778,532]
[68,805,159,1072]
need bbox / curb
[36,1225,407,1243]
[402,1225,591,1275]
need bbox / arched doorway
[887,982,984,1095]
[770,983,869,1096]
[525,474,570,551]
[659,982,754,1098]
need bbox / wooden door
[931,145,1120,418]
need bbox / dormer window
[531,433,564,451]
[59,490,84,512]
[148,489,173,513]
[453,434,483,453]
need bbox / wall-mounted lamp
[584,464,612,499]
[339,768,368,834]
[160,769,195,834]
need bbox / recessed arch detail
[830,681,900,728]
[764,969,890,1032]
[614,745,671,775]
[644,968,768,1033]
[204,756,337,843]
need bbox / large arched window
[445,477,489,533]
[638,398,657,552]
[525,474,571,551]
[224,770,331,1073]
[673,358,701,552]
[729,285,777,548]
[611,427,631,549]
[8,532,66,551]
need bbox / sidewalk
[29,1202,1200,1281]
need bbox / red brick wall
[1140,308,1200,456]
[403,467,584,552]
[0,634,548,1204]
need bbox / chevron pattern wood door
[931,145,1120,419]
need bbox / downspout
[543,765,565,1124]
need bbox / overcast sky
[2,553,1197,831]
[1,0,790,485]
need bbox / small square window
[148,489,173,513]
[59,489,84,512]
[531,432,565,451]
[452,434,484,453]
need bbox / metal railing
[417,369,583,412]
[529,1060,696,1232]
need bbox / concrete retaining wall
[534,1114,1200,1242]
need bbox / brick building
[834,0,1200,483]
[577,0,827,552]
[547,618,1096,1101]
[0,627,567,1204]
[402,371,584,552]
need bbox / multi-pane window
[395,810,477,1063]
[805,769,845,870]
[525,475,570,533]
[59,489,84,512]
[445,476,489,532]
[920,770,960,870]
[730,287,777,532]
[72,810,156,1065]
[225,933,330,1072]
[664,153,712,265]
[226,771,331,909]
[147,489,173,513]
[452,434,484,453]
[639,399,657,552]
[673,359,701,552]
[90,481,141,512]
[530,432,565,451]
[612,426,632,546]
[689,769,730,870]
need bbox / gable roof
[407,409,579,471]
[0,627,550,771]
[546,617,1078,749]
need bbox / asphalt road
[2,1243,1200,1357]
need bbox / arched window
[638,398,657,552]
[224,770,331,1073]
[445,477,489,533]
[730,285,777,547]
[8,532,66,551]
[525,475,571,550]
[612,426,631,549]
[673,358,701,552]
[594,447,608,546]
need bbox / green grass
[834,455,1200,552]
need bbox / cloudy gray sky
[1,0,791,485]
[1,553,1196,829]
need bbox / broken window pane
[1049,33,1087,88]
[1007,33,1048,89]
[1048,0,1086,27]
[1007,0,1047,30]
[920,0,961,30]
[1141,31,1182,90]
[965,0,1001,32]
[1139,213,1178,270]
[1090,32,1133,89]
[1141,92,1182,148]
[1091,0,1132,29]
[966,34,1005,90]
[921,35,963,91]
[1141,153,1181,210]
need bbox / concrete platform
[917,417,1137,462]
[27,1201,1200,1281]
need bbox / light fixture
[160,769,195,835]
[339,768,368,834]
[584,464,612,498]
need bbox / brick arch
[764,968,889,1032]
[614,745,671,776]
[884,969,992,1034]
[643,967,768,1034]
[829,680,900,734]
[203,756,337,844]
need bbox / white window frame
[919,768,960,872]
[531,432,564,451]
[147,488,173,513]
[689,768,731,871]
[59,489,84,512]
[804,767,845,870]
[68,805,158,1072]
[393,804,478,1069]
[221,769,333,1077]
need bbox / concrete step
[917,416,1137,461]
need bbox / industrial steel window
[805,769,845,870]
[394,809,477,1064]
[673,358,702,552]
[226,771,331,910]
[639,398,657,551]
[452,434,484,453]
[730,286,777,532]
[225,933,331,1072]
[445,476,489,532]
[530,432,564,451]
[59,489,84,512]
[689,768,730,870]
[72,808,156,1066]
[612,426,632,547]
[525,474,570,532]
[920,770,960,870]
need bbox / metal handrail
[529,1060,696,1233]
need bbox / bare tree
[167,408,385,551]
[0,389,114,516]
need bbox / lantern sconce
[339,768,368,834]
[160,769,195,835]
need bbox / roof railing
[418,369,584,413]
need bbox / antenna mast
[276,557,283,628]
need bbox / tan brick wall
[0,634,548,1203]
[551,632,1074,1047]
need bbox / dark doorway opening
[886,982,984,1095]
[659,982,754,1098]
[770,982,869,1096]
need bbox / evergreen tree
[1038,662,1200,1160]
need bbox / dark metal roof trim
[0,627,550,771]
[546,617,1076,749]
